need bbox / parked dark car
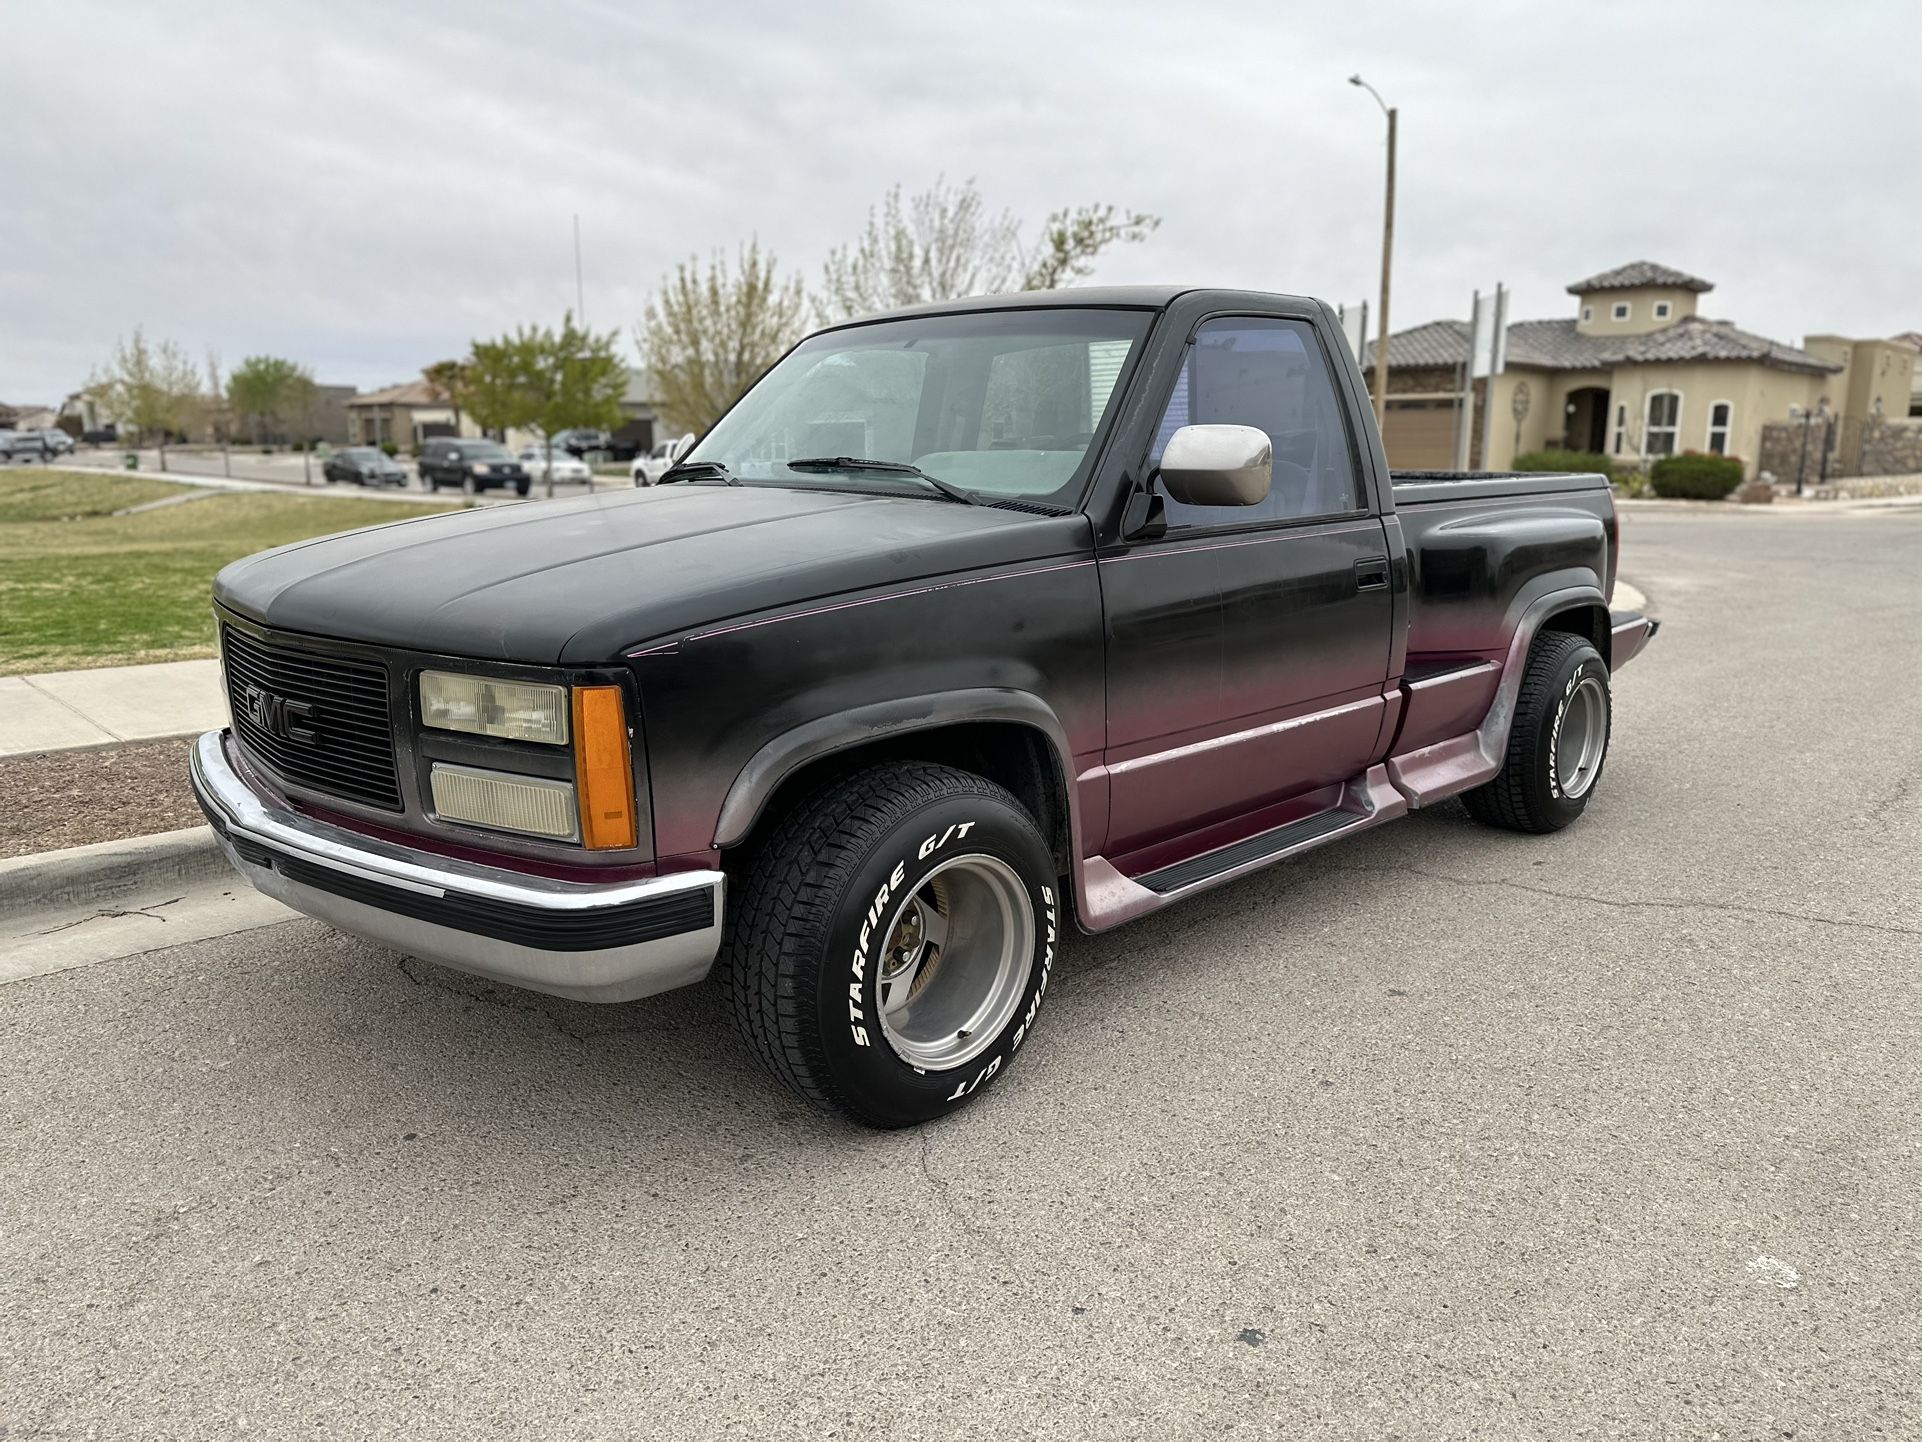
[194,285,1659,1129]
[550,427,611,457]
[38,428,76,456]
[416,438,530,496]
[81,426,119,445]
[322,446,410,488]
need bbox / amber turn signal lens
[571,685,637,850]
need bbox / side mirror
[1158,424,1272,507]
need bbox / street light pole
[1350,75,1396,430]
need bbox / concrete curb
[0,826,227,924]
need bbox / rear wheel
[718,762,1060,1128]
[460,475,477,497]
[1462,630,1611,833]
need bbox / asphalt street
[36,447,618,500]
[3,505,1918,1439]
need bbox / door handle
[1355,556,1390,591]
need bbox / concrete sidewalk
[0,659,225,757]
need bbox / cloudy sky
[7,0,1916,402]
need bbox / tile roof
[1566,261,1714,295]
[1623,316,1839,373]
[1366,315,1839,376]
[349,380,440,407]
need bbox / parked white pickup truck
[630,433,696,486]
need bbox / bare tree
[816,178,1161,322]
[1022,204,1161,291]
[818,177,1022,321]
[638,241,808,437]
[89,329,205,470]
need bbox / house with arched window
[1362,262,1895,479]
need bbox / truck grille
[222,624,402,810]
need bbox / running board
[1132,765,1409,897]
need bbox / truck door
[1099,315,1395,860]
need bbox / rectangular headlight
[430,764,578,841]
[420,671,568,745]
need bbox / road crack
[918,1127,1016,1272]
[1320,863,1921,938]
[30,897,185,935]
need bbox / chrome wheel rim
[873,854,1034,1071]
[1555,674,1608,799]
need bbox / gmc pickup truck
[192,286,1658,1128]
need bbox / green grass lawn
[0,470,455,675]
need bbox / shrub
[1649,452,1745,500]
[1513,449,1616,482]
[379,441,399,457]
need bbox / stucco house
[1890,331,1922,416]
[345,380,487,451]
[1362,262,1904,478]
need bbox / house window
[1582,305,1593,323]
[1613,403,1627,455]
[1653,301,1672,320]
[1645,391,1681,457]
[1707,400,1733,455]
[1612,302,1631,322]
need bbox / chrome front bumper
[190,730,724,1003]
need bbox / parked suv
[417,438,530,496]
[37,429,76,457]
[0,430,46,462]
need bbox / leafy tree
[227,355,315,445]
[421,359,472,432]
[89,329,205,470]
[638,241,807,437]
[816,178,1160,322]
[464,313,628,496]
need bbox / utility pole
[1350,75,1396,428]
[573,214,586,328]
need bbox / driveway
[3,506,1917,1439]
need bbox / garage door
[1381,399,1461,471]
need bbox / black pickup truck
[193,286,1658,1127]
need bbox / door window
[1147,318,1362,528]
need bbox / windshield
[685,307,1152,505]
[462,442,512,460]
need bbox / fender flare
[1388,582,1609,808]
[711,687,1079,850]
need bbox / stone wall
[1859,418,1922,476]
[1757,420,1832,485]
[1760,415,1922,481]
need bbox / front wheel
[718,762,1060,1128]
[1462,630,1611,833]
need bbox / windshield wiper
[784,456,981,506]
[662,459,737,486]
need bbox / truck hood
[214,484,1090,665]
